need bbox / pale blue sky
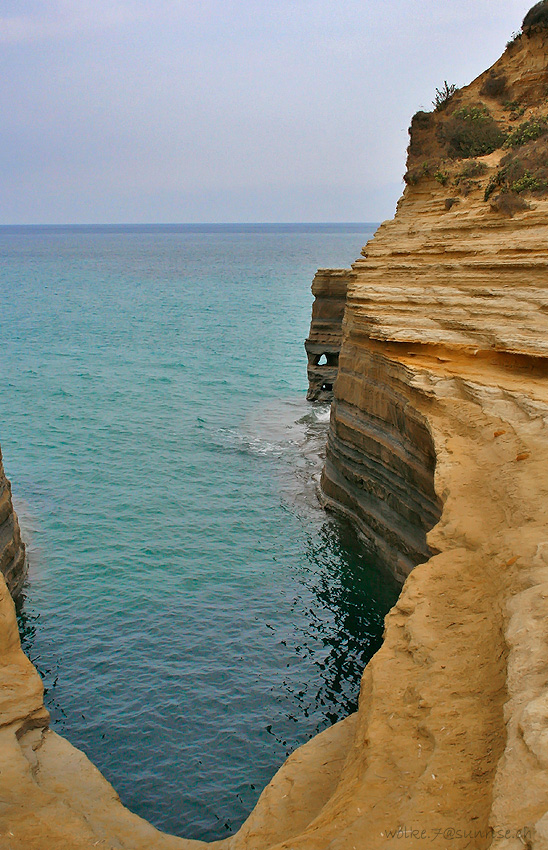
[0,0,533,224]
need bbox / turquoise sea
[0,224,400,841]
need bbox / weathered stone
[305,269,351,401]
[0,450,26,598]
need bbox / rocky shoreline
[2,9,548,849]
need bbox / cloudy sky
[0,0,534,224]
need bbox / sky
[0,0,536,224]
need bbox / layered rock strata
[305,269,350,401]
[321,348,442,581]
[3,12,548,850]
[0,450,26,597]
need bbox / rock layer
[2,15,548,850]
[305,269,350,401]
[0,449,26,597]
[321,346,442,581]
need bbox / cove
[1,223,399,841]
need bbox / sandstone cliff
[3,10,548,850]
[0,449,26,598]
[305,269,350,401]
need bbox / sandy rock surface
[0,451,26,598]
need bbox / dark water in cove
[0,223,400,841]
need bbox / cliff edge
[0,449,26,598]
[2,9,548,850]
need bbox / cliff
[320,25,548,583]
[0,449,26,597]
[2,9,548,850]
[305,269,351,401]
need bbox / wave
[212,396,332,516]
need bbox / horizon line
[0,220,381,228]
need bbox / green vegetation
[484,176,500,200]
[403,171,418,186]
[433,81,458,111]
[480,74,507,100]
[453,160,488,195]
[434,170,449,186]
[483,172,539,200]
[523,1,548,30]
[484,137,548,200]
[506,31,522,48]
[503,100,526,120]
[504,116,548,148]
[510,171,548,192]
[443,104,507,159]
[410,110,432,127]
[455,160,488,179]
[404,160,433,186]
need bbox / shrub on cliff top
[411,110,433,128]
[433,81,458,111]
[523,1,548,30]
[443,104,507,159]
[506,31,523,49]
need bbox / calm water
[0,224,400,841]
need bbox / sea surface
[0,223,400,841]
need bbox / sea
[0,223,400,841]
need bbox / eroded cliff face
[3,16,548,850]
[320,27,548,582]
[321,348,442,581]
[304,22,548,848]
[0,450,26,597]
[305,269,351,401]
